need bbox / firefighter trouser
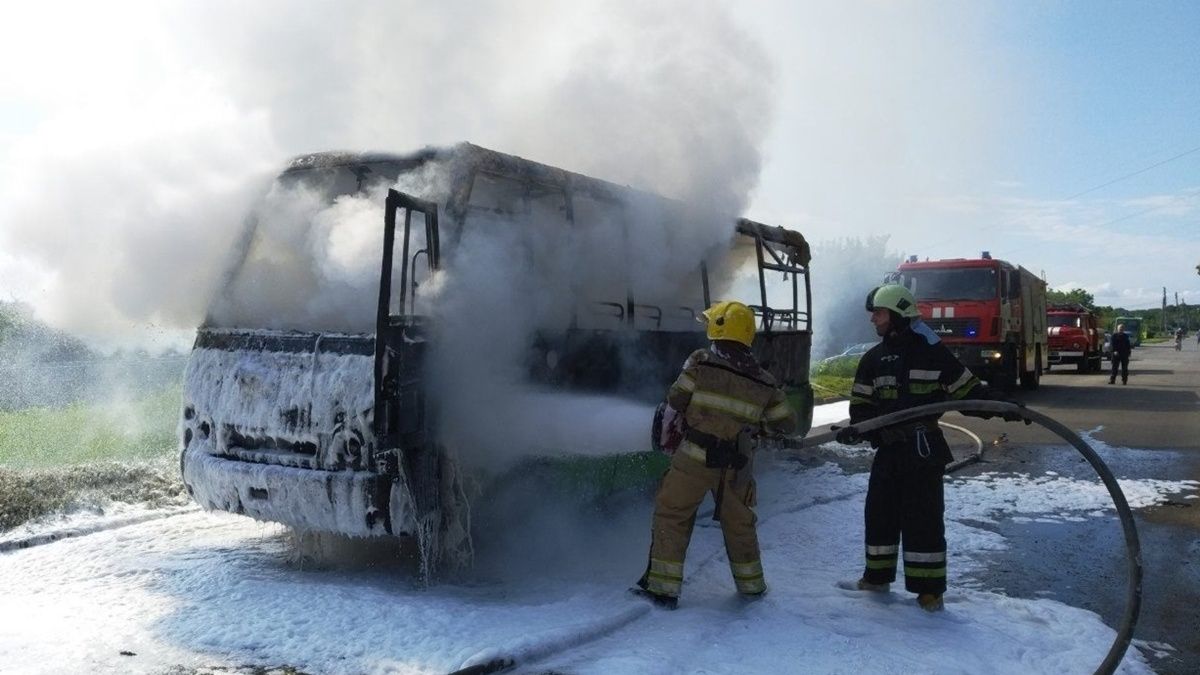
[640,452,764,598]
[862,438,948,595]
[1110,354,1129,383]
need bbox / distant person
[836,284,1023,612]
[1175,327,1184,351]
[633,300,797,609]
[1110,324,1132,384]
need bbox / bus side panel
[753,330,813,435]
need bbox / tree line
[1046,288,1200,336]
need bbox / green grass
[811,374,853,402]
[0,385,187,531]
[0,385,181,470]
[810,354,858,401]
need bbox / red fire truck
[892,253,1047,389]
[1046,303,1104,373]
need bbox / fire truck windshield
[899,268,997,302]
[1048,315,1082,328]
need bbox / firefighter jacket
[849,320,985,463]
[666,341,797,465]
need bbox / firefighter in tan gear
[634,300,797,609]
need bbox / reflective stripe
[734,576,763,590]
[646,558,684,596]
[674,373,696,393]
[903,551,946,563]
[946,369,975,394]
[645,575,681,596]
[903,566,946,578]
[872,376,898,387]
[949,376,981,399]
[764,401,792,421]
[909,369,941,381]
[878,390,898,400]
[735,577,766,594]
[690,391,761,422]
[850,395,874,406]
[909,382,940,394]
[865,558,896,570]
[866,544,899,555]
[678,440,707,464]
[731,560,766,594]
[651,558,684,577]
[851,383,874,396]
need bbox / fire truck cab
[893,253,1047,390]
[1046,303,1104,373]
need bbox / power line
[1064,143,1200,200]
[919,142,1200,258]
[1084,190,1199,230]
[987,189,1200,262]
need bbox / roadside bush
[0,460,188,531]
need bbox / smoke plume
[0,0,773,351]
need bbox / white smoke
[0,0,772,352]
[808,237,904,359]
[426,182,727,470]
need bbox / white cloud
[912,189,1200,309]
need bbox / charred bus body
[179,143,814,566]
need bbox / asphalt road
[954,339,1200,674]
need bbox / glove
[833,425,863,445]
[1000,399,1031,425]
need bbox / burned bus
[179,143,813,571]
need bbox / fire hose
[450,401,1141,675]
[779,400,1142,675]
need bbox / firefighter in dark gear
[635,300,797,609]
[839,284,1019,612]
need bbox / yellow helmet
[701,300,756,346]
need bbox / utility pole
[1162,287,1167,334]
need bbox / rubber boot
[917,593,944,612]
[837,578,890,592]
[740,586,768,602]
[630,586,679,610]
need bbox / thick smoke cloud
[0,1,773,350]
[0,0,778,486]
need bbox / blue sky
[0,1,1196,347]
[737,0,1199,310]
